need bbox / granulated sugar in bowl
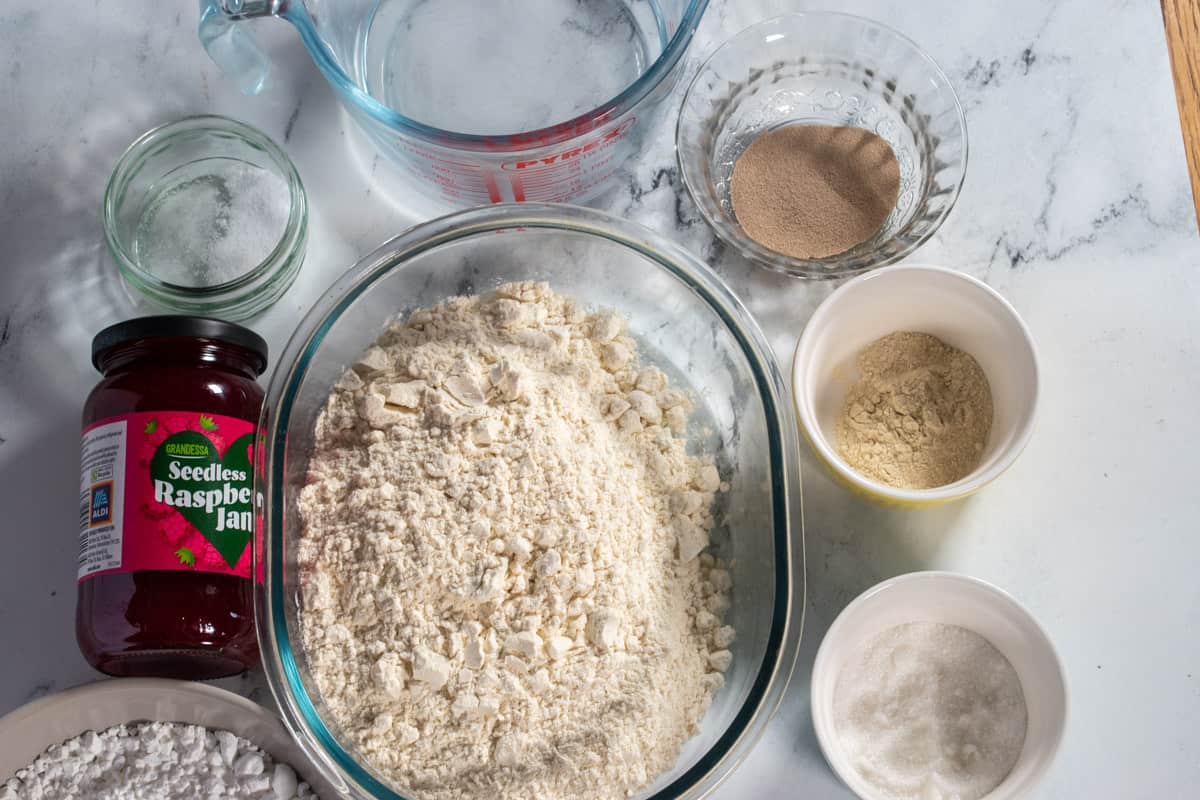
[832,622,1027,799]
[257,204,805,800]
[812,572,1067,800]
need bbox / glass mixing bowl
[677,13,967,279]
[256,204,805,799]
[200,0,709,207]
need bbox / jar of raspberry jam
[77,316,267,679]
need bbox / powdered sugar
[0,722,319,800]
[298,282,733,800]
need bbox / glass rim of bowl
[675,11,969,279]
[255,202,807,800]
[102,114,308,321]
[278,0,710,150]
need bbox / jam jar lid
[92,316,269,375]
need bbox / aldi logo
[89,482,114,528]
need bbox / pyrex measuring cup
[200,0,709,207]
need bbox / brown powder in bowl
[730,124,901,259]
[836,332,993,490]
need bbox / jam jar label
[78,411,255,581]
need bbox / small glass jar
[77,316,267,679]
[103,115,307,321]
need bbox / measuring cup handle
[198,0,279,96]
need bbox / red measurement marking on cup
[500,118,636,172]
[484,173,502,203]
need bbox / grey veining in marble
[1,0,1198,796]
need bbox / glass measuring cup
[199,0,709,207]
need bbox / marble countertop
[2,0,1197,796]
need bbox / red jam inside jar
[77,316,268,679]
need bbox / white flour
[1,721,319,799]
[299,282,734,800]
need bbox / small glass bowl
[676,13,967,279]
[103,115,307,320]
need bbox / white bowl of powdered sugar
[0,679,337,799]
[811,571,1067,800]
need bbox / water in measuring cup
[132,159,290,288]
[361,0,665,135]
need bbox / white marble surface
[1,0,1197,796]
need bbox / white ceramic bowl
[0,678,337,796]
[811,571,1068,800]
[792,264,1038,506]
